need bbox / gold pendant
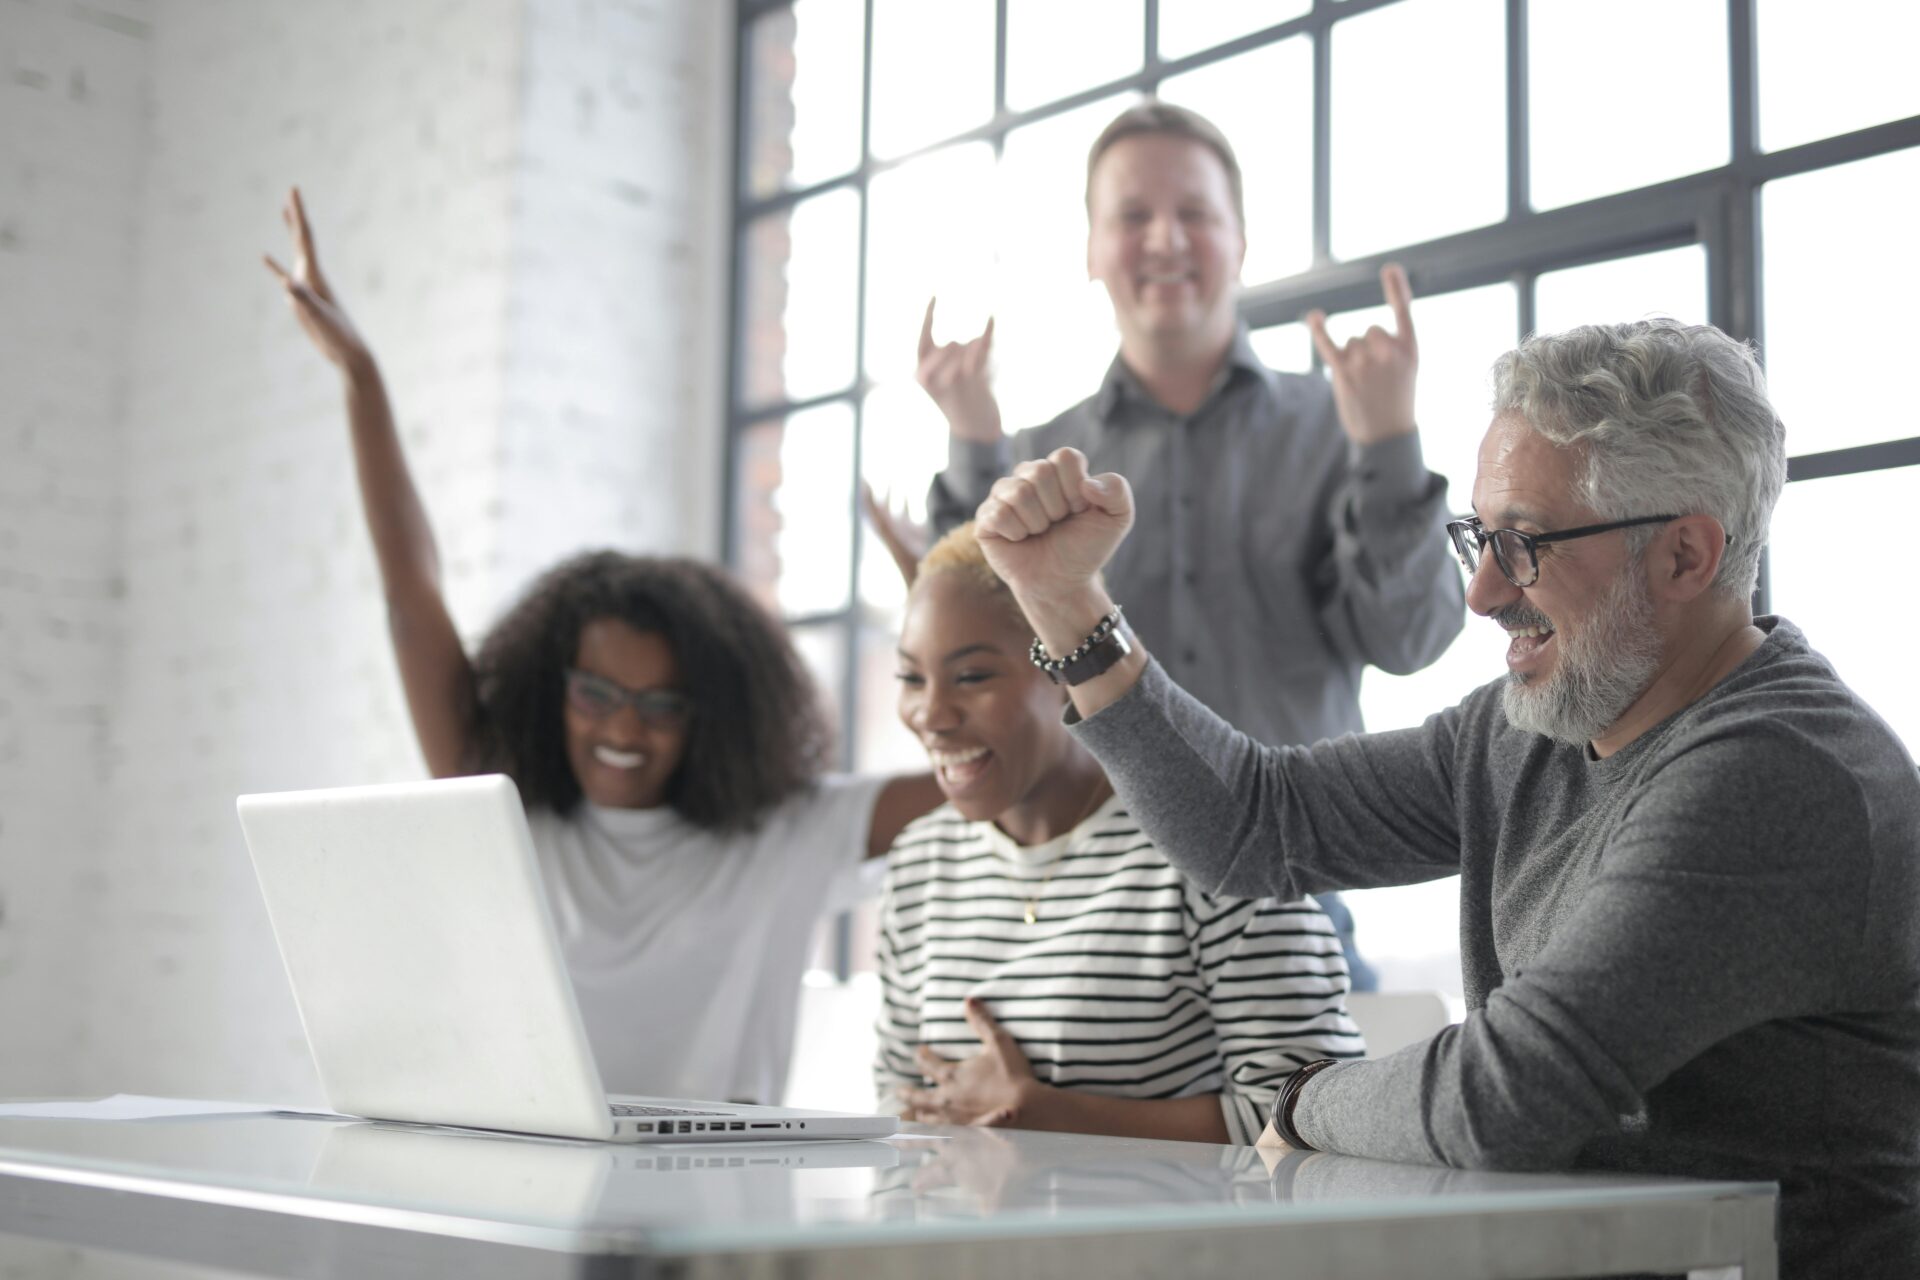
[1023,900,1038,925]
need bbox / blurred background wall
[0,0,733,1109]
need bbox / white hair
[1491,318,1787,601]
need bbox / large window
[729,0,1920,1006]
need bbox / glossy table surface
[0,1108,1778,1278]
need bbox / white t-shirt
[524,773,887,1106]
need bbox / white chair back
[1346,991,1454,1059]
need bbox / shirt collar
[1093,325,1270,423]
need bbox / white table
[0,1106,1777,1278]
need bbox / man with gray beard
[966,318,1920,1278]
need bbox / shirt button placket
[1170,409,1194,676]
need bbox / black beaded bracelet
[1028,606,1125,683]
[1273,1058,1341,1150]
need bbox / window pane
[1006,0,1142,111]
[854,620,928,774]
[1758,0,1920,153]
[1528,0,1727,211]
[1318,282,1516,734]
[1769,467,1920,759]
[1331,0,1506,260]
[1762,148,1920,455]
[1533,244,1708,335]
[788,620,850,746]
[742,0,865,199]
[738,189,861,407]
[864,143,998,385]
[869,0,995,159]
[1248,322,1312,374]
[994,95,1141,431]
[1335,283,1516,1004]
[1343,878,1465,999]
[1159,38,1314,286]
[857,381,951,613]
[1159,0,1311,60]
[733,404,856,619]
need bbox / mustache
[1493,603,1554,631]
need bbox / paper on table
[0,1094,346,1121]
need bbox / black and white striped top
[876,799,1363,1143]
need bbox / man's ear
[1652,514,1728,604]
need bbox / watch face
[1062,623,1132,686]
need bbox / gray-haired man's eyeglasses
[1445,514,1687,588]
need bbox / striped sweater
[875,798,1363,1143]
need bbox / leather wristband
[1029,607,1131,687]
[1273,1058,1340,1150]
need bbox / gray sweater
[1072,617,1920,1277]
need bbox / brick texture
[0,0,731,1109]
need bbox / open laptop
[236,774,898,1144]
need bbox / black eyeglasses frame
[1444,513,1698,588]
[563,668,694,727]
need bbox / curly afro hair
[469,551,832,830]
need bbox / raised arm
[917,298,1013,533]
[1306,263,1464,675]
[263,188,481,777]
[973,448,1462,899]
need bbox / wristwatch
[1029,607,1133,687]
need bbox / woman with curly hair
[264,188,940,1107]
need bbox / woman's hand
[262,186,370,373]
[899,998,1046,1127]
[860,481,928,589]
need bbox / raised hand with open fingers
[861,481,929,589]
[262,186,369,371]
[1306,262,1420,447]
[916,298,1003,445]
[898,998,1041,1128]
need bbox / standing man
[919,103,1466,987]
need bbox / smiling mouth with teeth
[927,745,992,787]
[593,745,645,770]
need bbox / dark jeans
[1311,891,1377,993]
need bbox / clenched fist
[973,448,1133,609]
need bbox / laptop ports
[635,1122,655,1133]
[677,1121,692,1134]
[729,1122,745,1131]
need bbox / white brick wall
[0,0,733,1126]
[0,0,149,1101]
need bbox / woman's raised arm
[264,187,481,777]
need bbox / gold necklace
[1019,774,1113,925]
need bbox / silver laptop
[236,774,898,1144]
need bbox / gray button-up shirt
[929,329,1466,748]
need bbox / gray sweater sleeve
[1069,658,1466,901]
[1073,659,1875,1170]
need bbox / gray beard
[1501,561,1664,747]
